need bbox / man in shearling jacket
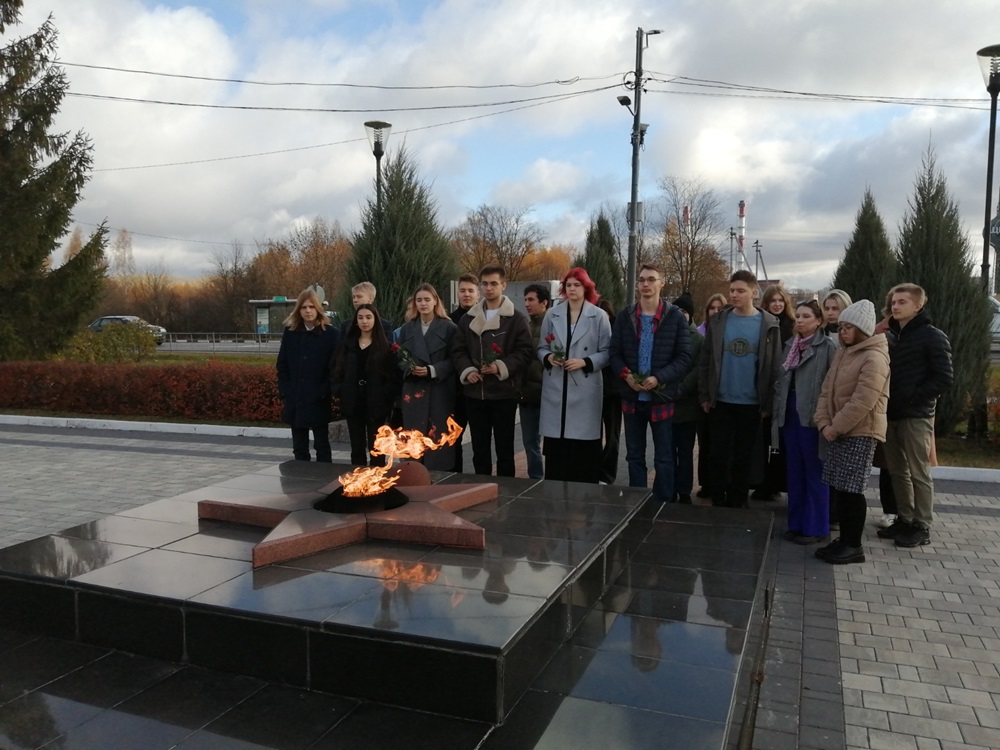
[452,265,534,477]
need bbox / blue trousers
[783,391,828,537]
[519,403,544,479]
[623,404,674,502]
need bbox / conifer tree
[896,149,992,434]
[580,212,626,309]
[0,1,107,360]
[832,189,899,307]
[345,145,456,324]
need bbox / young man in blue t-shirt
[698,270,782,508]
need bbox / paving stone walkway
[1,420,998,749]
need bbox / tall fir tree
[580,212,625,309]
[832,188,899,306]
[896,149,992,435]
[0,1,107,361]
[345,145,456,325]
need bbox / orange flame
[358,558,442,591]
[337,417,463,497]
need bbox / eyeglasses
[637,276,661,284]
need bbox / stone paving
[1,420,999,749]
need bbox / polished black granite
[0,461,774,748]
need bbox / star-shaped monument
[197,474,498,568]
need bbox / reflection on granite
[0,459,778,745]
[326,580,546,647]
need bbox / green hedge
[0,361,283,423]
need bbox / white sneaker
[878,513,897,529]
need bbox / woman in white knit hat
[813,299,890,564]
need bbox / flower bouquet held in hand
[544,333,566,363]
[481,342,503,366]
[620,367,666,398]
[390,342,418,372]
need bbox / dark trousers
[465,397,518,477]
[291,426,331,463]
[833,488,867,547]
[451,393,469,473]
[707,402,761,508]
[878,468,897,515]
[346,414,386,467]
[696,411,711,491]
[672,420,697,497]
[600,395,622,483]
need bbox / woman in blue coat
[538,268,611,483]
[276,288,341,462]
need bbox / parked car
[88,315,167,345]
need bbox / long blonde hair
[283,288,330,330]
[405,283,448,321]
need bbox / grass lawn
[935,434,1000,469]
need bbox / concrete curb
[1,414,997,482]
[0,414,288,439]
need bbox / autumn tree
[653,177,729,301]
[832,189,899,305]
[258,217,351,301]
[518,244,573,281]
[130,260,176,327]
[452,204,544,281]
[0,2,107,360]
[206,241,258,331]
[896,149,992,435]
[346,145,456,323]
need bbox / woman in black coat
[331,304,401,466]
[395,284,459,471]
[276,289,341,462]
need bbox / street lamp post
[977,45,1000,294]
[364,120,392,219]
[621,27,660,298]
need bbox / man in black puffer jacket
[877,283,953,549]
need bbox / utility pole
[625,28,660,298]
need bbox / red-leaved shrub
[0,361,284,423]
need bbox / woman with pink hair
[537,268,611,482]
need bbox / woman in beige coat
[813,300,890,565]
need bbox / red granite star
[197,481,498,568]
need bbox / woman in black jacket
[276,289,341,462]
[331,304,401,466]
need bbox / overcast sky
[14,0,1000,292]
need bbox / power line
[91,87,605,172]
[66,83,618,114]
[645,72,988,111]
[58,59,623,90]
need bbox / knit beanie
[838,299,876,337]
[673,292,695,319]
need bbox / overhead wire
[57,59,623,89]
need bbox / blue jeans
[623,405,674,502]
[519,403,544,479]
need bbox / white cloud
[12,0,1000,293]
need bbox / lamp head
[977,45,1000,94]
[364,120,393,158]
[617,95,632,107]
